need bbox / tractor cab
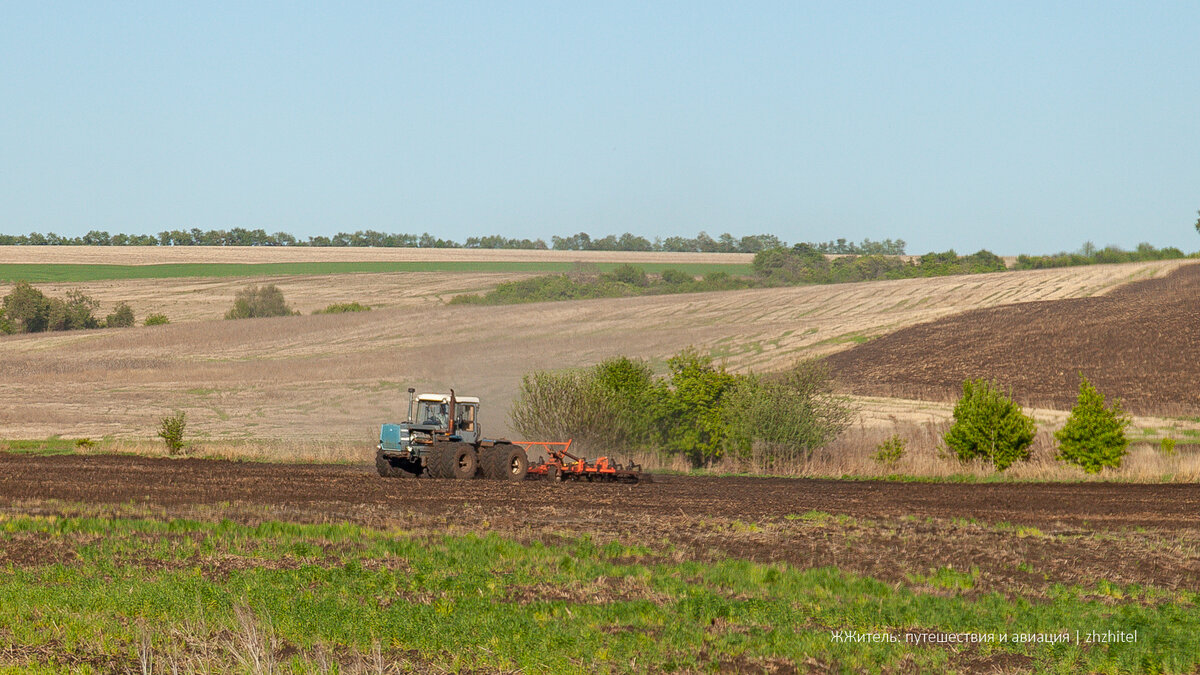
[379,390,481,462]
[411,393,480,443]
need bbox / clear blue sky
[2,2,1198,254]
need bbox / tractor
[375,388,528,480]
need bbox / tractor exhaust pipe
[406,387,416,423]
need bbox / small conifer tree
[1055,375,1130,473]
[944,379,1036,471]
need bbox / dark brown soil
[824,261,1200,415]
[2,452,1198,531]
[2,452,1199,597]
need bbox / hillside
[826,261,1200,415]
[0,258,1184,442]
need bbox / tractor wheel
[478,446,501,479]
[375,452,392,477]
[376,451,403,477]
[376,452,419,478]
[488,444,528,481]
[429,443,478,479]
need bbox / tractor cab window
[455,404,476,432]
[417,401,448,427]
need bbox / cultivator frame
[524,439,648,484]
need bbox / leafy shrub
[872,435,906,467]
[602,264,649,287]
[660,269,694,284]
[723,359,851,466]
[591,356,657,446]
[105,302,135,328]
[2,281,52,332]
[74,438,96,450]
[653,349,739,466]
[511,350,850,469]
[313,302,371,314]
[1160,438,1177,456]
[510,356,660,456]
[1055,376,1130,473]
[46,290,100,331]
[509,369,626,454]
[448,274,637,306]
[753,246,1009,286]
[944,379,1036,471]
[144,313,170,326]
[2,283,105,332]
[1014,242,1187,270]
[225,284,296,319]
[0,307,11,335]
[157,412,187,456]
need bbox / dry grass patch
[728,418,1200,482]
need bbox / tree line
[0,228,905,255]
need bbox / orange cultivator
[523,439,649,484]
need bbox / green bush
[157,412,187,456]
[872,435,906,467]
[2,283,103,332]
[0,307,11,335]
[313,302,371,314]
[105,302,135,328]
[509,369,626,453]
[510,350,850,470]
[660,269,694,284]
[1055,376,1130,473]
[602,264,650,287]
[723,359,851,466]
[943,379,1036,471]
[448,273,646,305]
[225,284,296,319]
[46,290,100,331]
[2,281,52,332]
[592,356,657,446]
[653,349,739,466]
[144,313,170,326]
[1160,438,1177,456]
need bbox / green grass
[0,514,1196,673]
[906,566,980,591]
[0,261,753,283]
[0,438,80,456]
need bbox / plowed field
[3,452,1198,595]
[5,452,1197,529]
[827,261,1200,415]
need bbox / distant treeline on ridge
[0,228,906,255]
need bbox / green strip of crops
[0,515,1193,673]
[0,261,753,283]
